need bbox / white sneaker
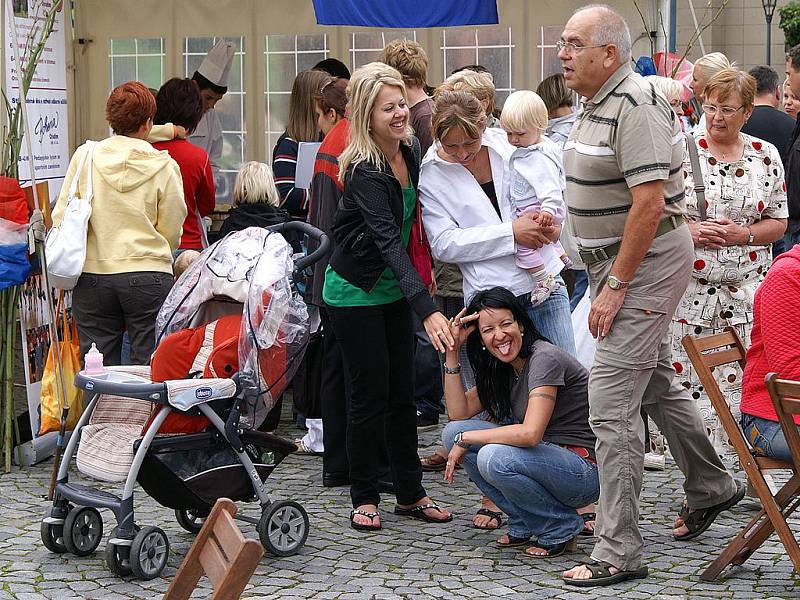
[644,451,666,471]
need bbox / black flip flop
[495,534,531,548]
[579,512,596,537]
[473,508,503,530]
[350,509,381,532]
[394,502,453,523]
[673,480,746,541]
[563,561,649,587]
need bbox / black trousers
[72,271,173,366]
[319,307,351,477]
[328,299,425,508]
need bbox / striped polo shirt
[563,64,685,243]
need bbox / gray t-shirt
[510,339,595,454]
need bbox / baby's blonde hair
[499,90,548,134]
[232,161,280,207]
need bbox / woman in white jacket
[419,90,575,356]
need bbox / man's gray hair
[573,4,632,63]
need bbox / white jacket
[419,128,563,302]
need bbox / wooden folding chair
[682,328,800,580]
[164,498,264,600]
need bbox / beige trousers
[585,225,737,570]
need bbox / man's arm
[609,180,664,281]
[588,180,664,339]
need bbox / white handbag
[45,141,96,290]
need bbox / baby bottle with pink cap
[84,343,105,376]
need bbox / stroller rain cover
[155,227,309,427]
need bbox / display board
[4,0,69,204]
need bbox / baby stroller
[39,222,329,580]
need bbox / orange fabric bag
[39,304,83,435]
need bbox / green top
[323,183,416,307]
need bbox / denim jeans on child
[443,419,599,546]
[522,278,577,358]
[741,413,799,463]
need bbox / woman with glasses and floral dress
[670,68,787,470]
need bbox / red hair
[106,81,156,135]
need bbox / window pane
[297,34,326,52]
[215,171,237,202]
[266,93,290,135]
[477,27,510,46]
[136,56,162,89]
[495,90,510,111]
[384,30,416,43]
[227,56,244,93]
[110,38,134,54]
[353,50,382,71]
[185,54,204,77]
[186,37,214,54]
[111,57,136,87]
[542,25,562,46]
[221,133,244,171]
[444,29,477,47]
[267,35,296,52]
[353,31,384,48]
[541,48,561,79]
[444,48,477,75]
[136,38,163,54]
[298,52,326,73]
[267,53,297,92]
[218,95,244,131]
[478,47,510,89]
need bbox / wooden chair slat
[213,509,245,560]
[164,498,264,600]
[198,538,228,586]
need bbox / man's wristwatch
[606,275,629,291]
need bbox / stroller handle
[266,221,330,272]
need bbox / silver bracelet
[443,363,461,375]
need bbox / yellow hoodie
[52,135,187,275]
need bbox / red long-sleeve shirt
[152,139,215,250]
[741,244,800,424]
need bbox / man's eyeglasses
[702,104,744,118]
[556,40,609,55]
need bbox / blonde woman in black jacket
[323,63,454,532]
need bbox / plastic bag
[572,291,596,370]
[39,308,82,435]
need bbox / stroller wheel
[129,526,169,580]
[63,507,104,556]
[105,526,135,577]
[175,508,207,534]
[40,521,68,554]
[257,500,309,557]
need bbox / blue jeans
[413,313,444,420]
[783,226,800,254]
[741,413,797,463]
[569,270,589,312]
[525,278,577,358]
[443,419,599,546]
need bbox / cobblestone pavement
[1,416,798,600]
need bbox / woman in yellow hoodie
[52,81,186,365]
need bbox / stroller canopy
[155,227,309,425]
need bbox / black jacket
[786,119,800,230]
[218,202,291,238]
[329,139,437,320]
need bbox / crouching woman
[443,287,599,557]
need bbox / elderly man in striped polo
[558,4,744,587]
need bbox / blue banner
[312,0,499,28]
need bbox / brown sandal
[420,452,448,472]
[473,508,503,530]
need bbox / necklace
[708,135,743,162]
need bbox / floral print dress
[670,131,788,460]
